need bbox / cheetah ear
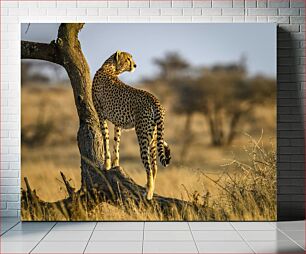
[115,50,121,62]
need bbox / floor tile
[1,230,47,242]
[11,222,55,231]
[0,241,37,253]
[295,240,306,250]
[282,230,305,249]
[239,230,290,241]
[144,230,193,241]
[145,222,189,231]
[295,240,305,250]
[42,230,92,242]
[276,221,305,231]
[231,222,276,231]
[85,241,143,253]
[269,222,278,228]
[192,230,243,241]
[249,240,304,253]
[282,230,305,241]
[189,222,234,231]
[90,230,143,241]
[143,241,198,253]
[52,222,96,231]
[32,241,87,253]
[1,222,20,234]
[96,222,143,231]
[197,241,253,253]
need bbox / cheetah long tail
[155,107,171,167]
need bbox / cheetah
[92,51,171,200]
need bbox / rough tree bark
[21,23,201,221]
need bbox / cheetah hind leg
[101,120,111,170]
[112,126,121,167]
[143,144,154,201]
[136,128,154,200]
[150,126,158,186]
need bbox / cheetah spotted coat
[92,51,171,200]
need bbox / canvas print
[21,23,276,221]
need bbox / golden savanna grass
[21,84,276,221]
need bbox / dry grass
[21,136,276,221]
[21,84,276,221]
[191,134,276,221]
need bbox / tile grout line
[142,222,145,254]
[229,222,256,254]
[269,220,305,250]
[269,222,277,229]
[29,222,57,254]
[0,221,20,236]
[187,222,200,254]
[276,227,305,251]
[83,222,98,254]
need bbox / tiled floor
[0,218,304,253]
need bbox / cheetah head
[113,50,137,74]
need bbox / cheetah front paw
[105,159,111,170]
[145,190,154,200]
[112,159,120,168]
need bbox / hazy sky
[21,23,276,83]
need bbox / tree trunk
[21,23,201,221]
[206,111,224,146]
[226,112,241,145]
[180,113,194,162]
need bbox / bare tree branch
[21,40,61,65]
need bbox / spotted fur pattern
[92,51,171,200]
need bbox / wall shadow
[277,27,305,221]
